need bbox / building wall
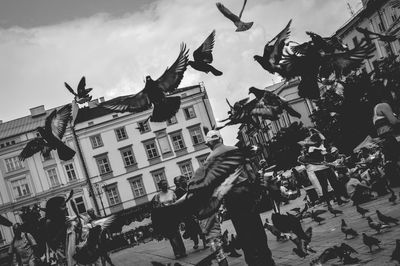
[73,85,216,215]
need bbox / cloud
[0,0,361,145]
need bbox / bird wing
[156,43,189,93]
[0,215,12,227]
[19,138,47,161]
[313,209,327,216]
[77,76,86,96]
[45,104,72,139]
[290,42,313,55]
[92,215,118,231]
[64,82,77,97]
[320,38,375,78]
[266,19,292,64]
[100,91,151,113]
[188,148,246,192]
[193,30,215,64]
[216,2,240,23]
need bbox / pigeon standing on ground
[188,30,222,76]
[254,19,292,74]
[216,0,253,32]
[376,210,399,226]
[341,219,358,239]
[328,206,343,217]
[311,210,325,225]
[356,205,369,217]
[367,216,389,233]
[391,239,400,262]
[101,43,189,122]
[19,105,75,161]
[64,76,93,104]
[362,233,381,253]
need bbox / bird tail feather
[209,66,223,76]
[284,105,301,118]
[151,96,181,122]
[57,143,76,161]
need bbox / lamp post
[94,181,107,216]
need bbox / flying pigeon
[341,219,358,239]
[376,210,399,226]
[254,19,292,75]
[248,87,301,119]
[280,35,374,99]
[216,1,253,32]
[217,98,260,130]
[101,43,189,122]
[356,205,369,217]
[0,215,12,227]
[189,30,222,76]
[356,27,397,42]
[64,76,93,104]
[19,104,75,161]
[362,233,381,253]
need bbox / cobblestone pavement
[111,187,400,266]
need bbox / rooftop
[0,84,202,141]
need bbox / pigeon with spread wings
[189,30,222,76]
[356,27,397,43]
[101,43,189,122]
[254,19,292,75]
[64,76,93,104]
[217,98,260,130]
[151,148,248,237]
[19,104,75,161]
[248,86,301,119]
[216,1,253,32]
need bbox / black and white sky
[0,0,362,145]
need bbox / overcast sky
[0,0,362,145]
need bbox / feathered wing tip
[56,143,76,161]
[150,96,181,122]
[203,126,210,135]
[65,190,74,204]
[285,105,302,118]
[0,215,12,227]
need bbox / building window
[170,132,186,150]
[64,163,77,181]
[157,135,172,154]
[74,196,87,214]
[129,177,146,198]
[178,160,194,179]
[166,116,178,125]
[4,156,23,172]
[120,147,136,167]
[105,185,121,206]
[96,155,112,175]
[42,151,53,161]
[377,21,385,32]
[137,120,151,133]
[11,178,31,198]
[90,134,103,149]
[144,141,159,159]
[0,228,4,244]
[151,169,167,190]
[115,127,128,141]
[46,168,60,187]
[188,126,204,145]
[183,106,196,120]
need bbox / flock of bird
[16,0,399,162]
[261,192,400,265]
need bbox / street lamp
[94,181,107,216]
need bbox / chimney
[88,99,99,108]
[99,97,105,103]
[30,105,46,117]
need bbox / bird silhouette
[328,206,343,217]
[19,104,75,161]
[281,36,374,99]
[64,76,93,104]
[254,19,292,74]
[356,27,397,42]
[216,1,253,32]
[342,253,360,264]
[340,243,358,255]
[0,215,12,227]
[248,87,301,119]
[389,190,397,204]
[101,43,189,122]
[356,205,369,217]
[376,210,399,226]
[217,98,260,130]
[341,219,358,239]
[362,233,381,253]
[366,216,389,234]
[264,218,285,241]
[189,30,222,76]
[311,210,326,225]
[391,239,400,262]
